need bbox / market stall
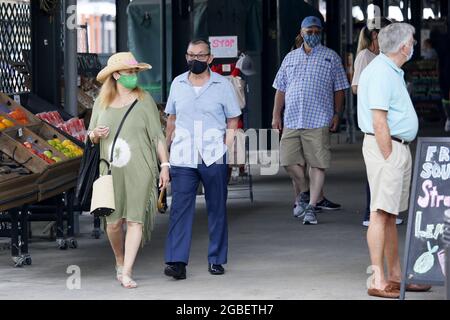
[0,92,84,265]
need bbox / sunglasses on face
[185,53,211,61]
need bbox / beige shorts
[280,127,331,169]
[362,135,412,215]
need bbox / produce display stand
[0,92,83,266]
[404,59,442,122]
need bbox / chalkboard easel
[401,137,450,300]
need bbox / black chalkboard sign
[401,137,450,299]
[77,53,102,78]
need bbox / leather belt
[365,132,410,145]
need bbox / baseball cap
[236,54,256,76]
[301,16,323,29]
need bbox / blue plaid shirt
[273,45,350,129]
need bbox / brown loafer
[388,281,432,292]
[367,285,400,299]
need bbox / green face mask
[117,74,138,90]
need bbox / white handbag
[90,160,116,216]
[90,99,138,216]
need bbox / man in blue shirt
[164,39,241,280]
[272,16,350,225]
[358,23,430,298]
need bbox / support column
[446,0,450,33]
[411,0,422,60]
[161,0,168,102]
[402,0,409,22]
[116,0,130,52]
[31,0,62,107]
[326,0,341,54]
[344,0,355,143]
[64,0,78,117]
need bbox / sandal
[121,275,138,289]
[388,281,432,292]
[367,284,400,299]
[115,265,123,283]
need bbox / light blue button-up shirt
[357,53,419,142]
[165,71,242,168]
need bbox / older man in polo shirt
[272,16,350,225]
[358,23,431,298]
[163,39,241,280]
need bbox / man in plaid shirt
[272,16,350,225]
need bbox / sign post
[400,137,450,300]
[209,36,238,58]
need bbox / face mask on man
[303,33,322,48]
[117,74,138,90]
[402,40,415,62]
[188,60,209,74]
[406,44,414,61]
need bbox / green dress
[89,93,165,245]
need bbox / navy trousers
[165,159,228,265]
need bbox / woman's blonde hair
[356,18,392,56]
[98,73,146,108]
[356,27,371,56]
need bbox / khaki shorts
[362,135,412,215]
[280,127,331,169]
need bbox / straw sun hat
[96,52,152,83]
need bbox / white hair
[378,23,415,54]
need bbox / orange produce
[1,119,15,127]
[0,123,6,131]
[8,109,28,124]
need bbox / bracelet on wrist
[160,162,171,168]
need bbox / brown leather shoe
[388,281,432,292]
[367,285,400,299]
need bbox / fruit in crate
[46,137,83,158]
[2,119,15,127]
[23,142,33,149]
[37,153,55,164]
[43,150,53,158]
[22,140,56,164]
[8,109,28,125]
[0,116,15,129]
[60,140,83,158]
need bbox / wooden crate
[0,93,83,206]
[0,113,19,132]
[1,128,81,183]
[37,173,78,202]
[0,132,48,174]
[28,122,84,151]
[0,93,41,128]
[0,151,40,212]
[0,173,39,212]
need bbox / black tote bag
[75,140,100,209]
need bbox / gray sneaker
[303,205,318,225]
[293,202,308,218]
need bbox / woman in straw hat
[89,52,170,288]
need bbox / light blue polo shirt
[165,71,242,168]
[357,53,418,142]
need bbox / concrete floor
[0,129,447,300]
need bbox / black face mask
[188,60,208,74]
